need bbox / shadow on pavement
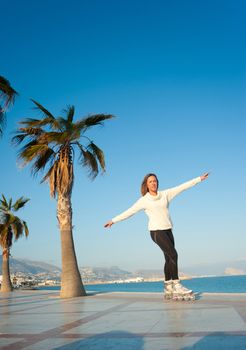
[182,332,246,350]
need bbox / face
[147,175,158,193]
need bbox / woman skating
[104,172,209,300]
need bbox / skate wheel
[185,294,195,301]
[164,293,173,300]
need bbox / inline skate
[172,280,195,301]
[164,280,174,300]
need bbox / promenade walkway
[0,290,246,349]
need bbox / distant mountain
[1,256,245,279]
[80,266,133,282]
[0,256,61,275]
[182,259,246,277]
[134,269,163,278]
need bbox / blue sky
[1,0,246,273]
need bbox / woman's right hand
[104,220,114,228]
[200,172,210,181]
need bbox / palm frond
[11,217,25,240]
[0,76,17,137]
[16,140,38,162]
[0,76,18,109]
[32,147,55,175]
[37,131,68,145]
[30,99,55,120]
[56,117,68,131]
[0,107,6,137]
[12,197,30,211]
[19,144,49,163]
[46,161,58,198]
[77,143,98,179]
[12,127,43,146]
[87,142,106,171]
[20,99,61,130]
[17,125,45,140]
[41,161,56,182]
[62,105,75,125]
[3,213,15,225]
[0,194,9,210]
[11,217,29,240]
[19,116,58,130]
[75,114,115,134]
[12,133,32,146]
[0,225,13,249]
[18,118,45,127]
[23,221,29,237]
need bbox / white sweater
[112,177,202,230]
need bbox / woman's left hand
[104,220,114,228]
[200,172,210,181]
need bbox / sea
[39,275,246,294]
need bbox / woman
[104,172,209,300]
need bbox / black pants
[150,229,179,281]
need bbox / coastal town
[1,256,244,290]
[0,265,165,289]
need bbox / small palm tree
[0,76,18,137]
[13,100,115,298]
[0,195,29,292]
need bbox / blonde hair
[141,173,159,196]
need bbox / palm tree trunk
[57,193,86,298]
[1,248,13,292]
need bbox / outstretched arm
[104,198,144,229]
[166,172,210,201]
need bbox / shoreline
[57,274,246,286]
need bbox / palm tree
[0,76,18,137]
[0,195,29,292]
[12,100,115,298]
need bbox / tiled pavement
[0,290,246,349]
